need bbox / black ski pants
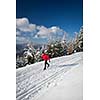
[44,60,49,70]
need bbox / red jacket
[41,53,50,61]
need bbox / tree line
[16,26,83,68]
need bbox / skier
[41,51,50,70]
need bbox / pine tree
[73,26,83,52]
[46,40,67,58]
[78,26,83,51]
[23,44,35,65]
[67,41,74,55]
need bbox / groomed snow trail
[16,52,83,100]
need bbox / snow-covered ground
[16,52,83,100]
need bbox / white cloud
[16,17,68,44]
[36,26,50,38]
[16,18,36,33]
[16,31,21,36]
[35,26,65,39]
[16,18,29,27]
[16,36,30,44]
[49,26,61,33]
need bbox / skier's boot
[43,68,46,70]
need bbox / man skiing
[41,51,50,70]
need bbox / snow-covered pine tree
[73,26,83,52]
[67,41,74,55]
[78,26,83,51]
[46,40,67,58]
[23,43,35,65]
[34,48,43,62]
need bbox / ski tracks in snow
[16,52,83,100]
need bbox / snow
[37,60,82,100]
[16,52,83,100]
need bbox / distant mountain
[16,43,27,57]
[16,42,46,57]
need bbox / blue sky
[16,0,83,44]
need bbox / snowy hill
[16,52,83,100]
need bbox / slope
[16,52,83,100]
